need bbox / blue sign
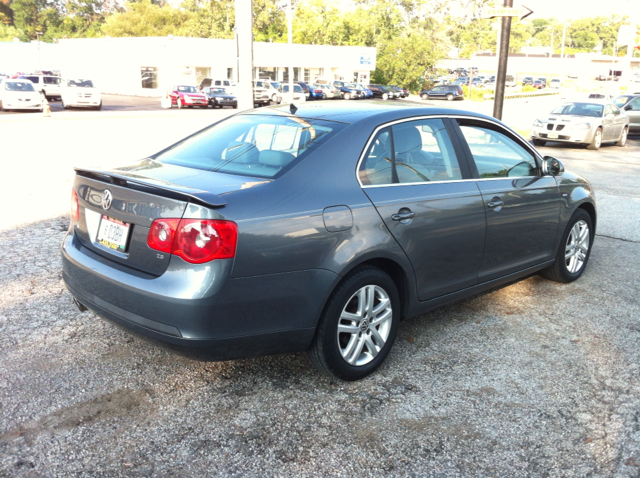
[360,56,371,65]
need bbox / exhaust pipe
[72,297,88,312]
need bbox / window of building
[227,67,234,80]
[141,67,158,89]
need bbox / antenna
[289,103,298,115]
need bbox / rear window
[44,76,61,85]
[154,114,344,179]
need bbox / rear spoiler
[74,167,227,207]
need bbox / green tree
[11,0,61,40]
[103,0,193,37]
[0,22,22,40]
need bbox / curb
[484,91,561,100]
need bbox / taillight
[147,219,237,264]
[71,189,79,221]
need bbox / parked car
[295,82,323,100]
[387,85,407,98]
[330,81,361,100]
[18,74,63,100]
[420,84,464,101]
[532,80,545,89]
[169,85,208,109]
[530,101,629,150]
[522,76,534,86]
[253,81,271,106]
[355,84,374,98]
[316,83,341,99]
[255,79,280,103]
[278,83,306,103]
[61,78,102,110]
[202,87,237,109]
[367,84,394,100]
[587,92,615,102]
[549,78,561,89]
[0,79,44,112]
[614,94,640,133]
[62,103,597,381]
[537,78,547,87]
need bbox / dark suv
[367,84,395,100]
[522,77,534,86]
[420,84,464,101]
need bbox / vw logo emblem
[102,190,113,211]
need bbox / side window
[459,124,537,178]
[628,98,640,110]
[392,119,463,183]
[611,105,620,116]
[359,127,393,185]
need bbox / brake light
[147,219,237,264]
[71,189,79,221]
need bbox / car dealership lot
[1,104,639,477]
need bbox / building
[0,37,377,96]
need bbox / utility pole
[235,0,254,111]
[492,0,512,121]
[287,0,294,103]
[36,31,43,72]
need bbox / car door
[609,104,624,138]
[623,97,640,132]
[602,104,617,140]
[359,117,486,301]
[454,119,561,282]
[429,86,444,98]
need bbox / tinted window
[459,124,537,178]
[155,115,342,179]
[627,97,640,110]
[5,81,35,92]
[551,103,603,117]
[24,76,39,83]
[44,77,61,85]
[359,119,462,185]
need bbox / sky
[516,0,639,21]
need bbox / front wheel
[344,92,351,100]
[421,93,428,100]
[94,101,102,111]
[307,267,400,381]
[616,127,628,147]
[446,94,454,101]
[532,138,546,146]
[382,93,389,100]
[540,209,593,283]
[587,128,602,150]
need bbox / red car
[170,85,208,109]
[533,80,545,89]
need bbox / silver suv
[19,75,62,100]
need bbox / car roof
[241,102,499,126]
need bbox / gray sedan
[62,103,596,381]
[530,101,629,150]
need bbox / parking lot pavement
[1,111,639,477]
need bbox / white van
[19,75,63,100]
[61,78,102,110]
[199,78,236,95]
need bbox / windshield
[5,81,35,92]
[551,103,604,117]
[210,88,227,94]
[177,86,198,93]
[270,82,280,89]
[613,96,633,106]
[154,114,344,179]
[345,83,359,89]
[334,81,344,88]
[68,79,94,88]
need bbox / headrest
[259,150,295,167]
[225,141,259,164]
[393,127,422,156]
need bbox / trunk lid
[72,160,266,276]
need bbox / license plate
[547,133,558,139]
[97,215,130,253]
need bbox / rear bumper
[61,230,337,360]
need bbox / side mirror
[542,156,564,176]
[624,105,632,111]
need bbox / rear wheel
[532,139,546,146]
[382,93,389,100]
[540,209,593,283]
[177,100,182,109]
[94,101,102,111]
[307,267,400,381]
[587,128,602,150]
[0,100,4,111]
[421,93,428,100]
[446,93,454,101]
[344,92,351,100]
[616,127,628,147]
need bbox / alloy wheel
[337,285,393,366]
[565,220,590,274]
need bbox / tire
[344,92,351,100]
[307,267,400,381]
[446,94,454,101]
[177,100,182,109]
[94,101,102,111]
[421,93,428,100]
[540,209,593,283]
[616,127,628,147]
[0,100,4,111]
[61,99,69,110]
[382,93,389,100]
[587,128,602,150]
[532,139,546,146]
[271,93,278,103]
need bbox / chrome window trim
[356,114,543,189]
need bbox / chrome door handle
[487,200,504,208]
[391,212,416,221]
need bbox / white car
[278,84,306,103]
[61,79,102,110]
[0,79,44,112]
[19,74,63,100]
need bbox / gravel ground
[0,112,639,478]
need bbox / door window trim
[356,114,542,189]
